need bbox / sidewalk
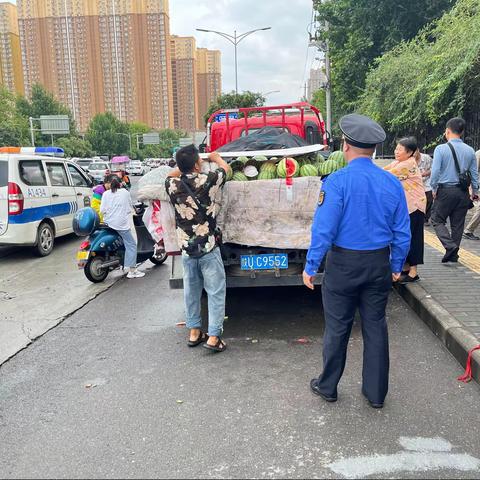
[396,222,480,383]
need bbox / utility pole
[310,1,332,141]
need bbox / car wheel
[33,222,54,257]
[84,257,109,283]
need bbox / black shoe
[442,247,459,263]
[463,232,480,240]
[310,379,337,402]
[399,274,419,284]
[362,392,383,409]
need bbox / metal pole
[29,117,35,147]
[136,134,140,150]
[128,134,132,152]
[64,0,76,121]
[325,39,332,138]
[234,30,238,96]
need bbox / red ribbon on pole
[457,345,480,383]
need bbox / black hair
[103,174,116,185]
[446,117,466,135]
[110,175,121,193]
[175,144,199,174]
[397,136,418,155]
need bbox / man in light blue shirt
[430,117,479,262]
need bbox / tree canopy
[314,0,453,115]
[358,0,480,147]
[85,112,130,157]
[204,91,265,125]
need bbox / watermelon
[226,165,233,181]
[277,158,299,178]
[258,169,277,180]
[300,164,318,177]
[232,171,248,181]
[319,159,339,176]
[253,155,268,163]
[328,151,347,168]
[244,165,259,180]
[260,161,277,174]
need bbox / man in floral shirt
[166,145,229,353]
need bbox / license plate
[240,254,289,271]
[76,251,89,261]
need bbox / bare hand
[303,271,315,290]
[392,272,401,282]
[208,152,222,164]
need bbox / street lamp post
[196,27,271,95]
[261,90,280,97]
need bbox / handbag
[179,177,223,253]
[447,142,472,192]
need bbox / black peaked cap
[339,114,386,149]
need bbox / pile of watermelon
[226,151,347,182]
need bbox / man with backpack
[430,118,479,262]
[166,145,229,353]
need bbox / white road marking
[327,437,480,479]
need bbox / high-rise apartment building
[196,48,221,128]
[0,2,24,95]
[170,35,198,133]
[307,67,327,101]
[17,0,174,131]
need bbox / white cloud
[170,0,317,104]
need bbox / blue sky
[9,0,318,104]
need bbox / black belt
[438,183,461,189]
[332,245,390,255]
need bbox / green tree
[314,0,453,114]
[85,112,129,157]
[16,84,77,144]
[311,89,327,116]
[55,136,93,158]
[0,86,29,146]
[359,0,480,148]
[204,91,265,125]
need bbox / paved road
[0,177,141,364]
[1,262,479,479]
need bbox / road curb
[396,282,480,384]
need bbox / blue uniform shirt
[305,157,411,276]
[430,139,479,193]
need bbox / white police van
[0,147,94,256]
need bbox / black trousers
[425,191,434,221]
[431,185,471,252]
[406,210,425,266]
[316,247,391,404]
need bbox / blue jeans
[117,229,137,268]
[182,248,226,337]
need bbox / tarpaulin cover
[159,176,322,253]
[217,127,309,153]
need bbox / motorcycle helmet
[73,207,100,236]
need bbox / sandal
[187,332,208,348]
[203,338,227,353]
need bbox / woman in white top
[100,176,145,279]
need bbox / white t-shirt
[100,188,132,231]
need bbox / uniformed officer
[303,114,411,408]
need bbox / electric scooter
[73,204,167,283]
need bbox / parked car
[75,158,93,171]
[87,162,111,183]
[0,147,94,256]
[128,161,149,176]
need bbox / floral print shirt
[165,168,227,256]
[384,157,427,214]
